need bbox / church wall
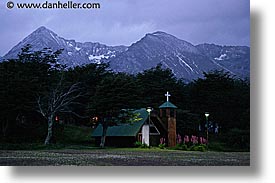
[142,124,150,146]
[150,135,160,146]
[168,117,176,147]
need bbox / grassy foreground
[0,125,249,166]
[0,148,250,166]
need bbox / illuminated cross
[165,91,171,102]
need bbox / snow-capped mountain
[109,32,215,80]
[2,27,249,81]
[195,43,250,79]
[108,31,249,80]
[3,26,127,67]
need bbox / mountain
[3,26,127,67]
[2,27,250,81]
[109,31,227,80]
[195,43,250,79]
[109,31,249,80]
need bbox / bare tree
[1,118,9,138]
[37,79,84,145]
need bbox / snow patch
[177,55,194,72]
[89,55,109,60]
[152,32,166,36]
[107,50,116,57]
[50,33,60,44]
[88,54,110,63]
[67,52,72,56]
[212,59,235,75]
[67,42,73,47]
[75,47,81,51]
[214,54,227,61]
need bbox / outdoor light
[146,107,152,113]
[146,107,152,125]
[205,112,209,117]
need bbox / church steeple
[159,91,177,147]
[159,91,177,116]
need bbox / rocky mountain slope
[3,26,126,67]
[2,27,250,81]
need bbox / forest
[0,45,250,150]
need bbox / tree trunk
[1,118,9,141]
[2,118,9,137]
[100,123,108,148]
[44,115,54,145]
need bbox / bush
[134,141,142,147]
[208,142,226,151]
[0,143,66,150]
[140,144,149,148]
[0,118,47,144]
[174,143,188,150]
[57,124,93,144]
[189,144,207,152]
[158,143,166,149]
[222,128,250,150]
[134,141,149,148]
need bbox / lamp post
[143,107,152,146]
[146,107,152,125]
[205,112,209,149]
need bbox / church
[91,92,178,147]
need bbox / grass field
[0,125,250,166]
[0,148,250,166]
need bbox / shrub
[158,143,166,149]
[196,144,207,152]
[222,128,250,150]
[175,143,188,150]
[189,144,207,152]
[134,141,149,148]
[208,142,226,151]
[134,141,142,147]
[159,137,166,149]
[140,143,149,148]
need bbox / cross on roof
[165,91,171,101]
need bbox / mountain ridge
[4,26,127,66]
[2,26,250,81]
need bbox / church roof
[159,101,177,109]
[91,108,148,137]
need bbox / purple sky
[0,0,250,56]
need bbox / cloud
[0,0,249,55]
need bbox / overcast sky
[0,0,250,56]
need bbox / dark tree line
[0,46,249,148]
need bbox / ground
[0,148,250,166]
